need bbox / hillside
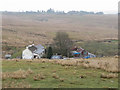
[2,13,118,46]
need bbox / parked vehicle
[63,57,69,60]
[51,55,63,59]
[83,56,90,59]
[5,54,11,59]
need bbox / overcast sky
[0,0,119,14]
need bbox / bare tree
[53,32,73,57]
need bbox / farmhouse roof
[28,46,37,52]
[34,44,44,54]
[77,48,84,53]
[35,44,44,49]
[27,44,44,54]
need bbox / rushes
[52,73,65,82]
[59,78,64,82]
[101,73,118,79]
[33,73,45,81]
[2,68,34,80]
[27,68,34,74]
[2,80,31,88]
[2,72,11,80]
[52,73,59,79]
[50,57,118,73]
[46,57,118,73]
[11,69,28,79]
[82,63,89,69]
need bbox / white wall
[22,49,33,59]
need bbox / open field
[2,13,118,46]
[2,57,119,88]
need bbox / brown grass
[2,14,118,46]
[101,73,118,79]
[33,73,45,81]
[52,73,59,79]
[59,78,64,82]
[2,80,31,88]
[52,57,118,73]
[2,68,34,80]
[27,68,34,74]
[11,69,28,79]
[79,75,87,78]
[2,72,11,80]
[46,57,118,73]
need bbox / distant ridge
[2,8,104,15]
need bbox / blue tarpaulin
[74,52,80,54]
[83,56,90,59]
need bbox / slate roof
[34,44,44,54]
[28,46,37,52]
[28,44,44,54]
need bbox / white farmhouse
[22,44,45,59]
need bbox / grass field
[2,57,118,88]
